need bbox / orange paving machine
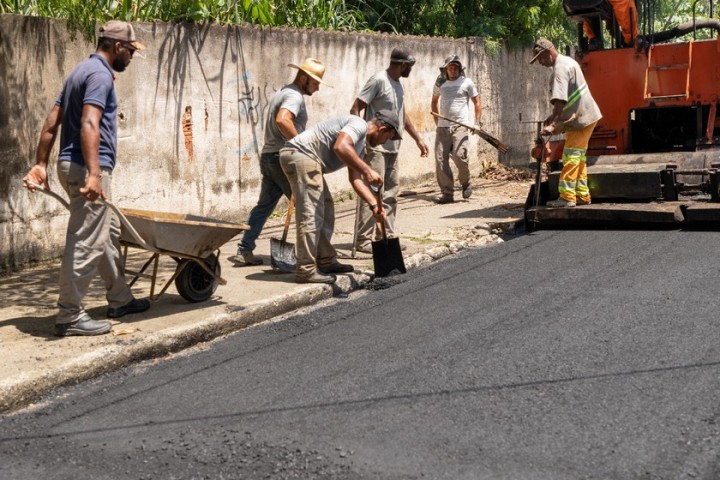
[526,0,720,230]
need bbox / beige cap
[529,38,554,64]
[99,20,146,51]
[288,58,332,87]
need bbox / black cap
[390,47,416,65]
[374,110,402,140]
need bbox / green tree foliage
[638,0,714,39]
[0,0,716,47]
[354,0,576,46]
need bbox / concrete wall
[0,14,548,272]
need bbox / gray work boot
[462,183,473,199]
[228,249,263,266]
[296,272,336,284]
[55,315,112,337]
[355,244,373,255]
[546,198,576,208]
[107,298,151,319]
[319,262,354,274]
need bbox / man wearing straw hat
[23,20,150,336]
[230,58,331,266]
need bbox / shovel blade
[270,238,296,272]
[371,237,406,277]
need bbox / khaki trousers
[56,160,133,324]
[435,126,470,196]
[356,149,399,248]
[279,148,338,279]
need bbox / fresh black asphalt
[2,229,720,479]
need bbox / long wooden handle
[431,112,509,153]
[280,196,294,243]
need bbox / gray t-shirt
[262,84,307,154]
[357,70,405,153]
[286,115,366,173]
[432,76,478,127]
[550,54,602,129]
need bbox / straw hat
[288,58,332,87]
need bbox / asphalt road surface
[2,229,720,479]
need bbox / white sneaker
[546,198,576,208]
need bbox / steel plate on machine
[548,163,666,200]
[529,202,685,226]
[683,203,720,227]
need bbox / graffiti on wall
[237,82,273,132]
[235,73,276,178]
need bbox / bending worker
[530,38,602,208]
[280,111,400,284]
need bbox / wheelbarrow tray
[25,181,249,303]
[114,208,249,302]
[119,208,246,258]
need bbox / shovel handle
[378,218,388,241]
[280,196,294,243]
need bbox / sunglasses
[121,42,137,55]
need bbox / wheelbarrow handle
[23,181,70,210]
[97,197,155,252]
[24,179,153,251]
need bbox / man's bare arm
[276,108,298,140]
[78,104,104,200]
[404,113,429,157]
[350,98,367,117]
[24,104,62,191]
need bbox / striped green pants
[558,121,598,203]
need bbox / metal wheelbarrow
[26,182,248,303]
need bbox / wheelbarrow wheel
[174,253,220,303]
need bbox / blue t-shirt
[56,53,118,169]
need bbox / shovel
[270,197,296,272]
[369,186,406,277]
